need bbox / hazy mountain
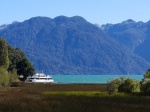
[135,21,150,63]
[0,16,149,74]
[102,19,150,65]
[102,19,146,51]
[0,24,9,30]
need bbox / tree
[118,78,134,93]
[16,58,34,81]
[107,78,121,94]
[0,38,9,69]
[118,78,140,93]
[107,77,140,94]
[143,69,150,78]
[0,37,34,85]
[8,45,26,72]
[140,69,150,95]
[0,67,10,86]
[141,81,150,95]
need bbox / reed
[0,83,150,112]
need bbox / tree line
[0,38,34,86]
[107,69,150,95]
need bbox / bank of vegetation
[107,69,150,95]
[0,37,34,86]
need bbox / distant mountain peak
[71,16,86,20]
[0,24,9,30]
[101,23,113,30]
[122,19,135,24]
[53,16,69,24]
[26,16,52,23]
[94,23,101,28]
[53,15,87,24]
[70,16,87,23]
[54,15,69,20]
[12,21,18,24]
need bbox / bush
[0,38,9,70]
[107,77,140,94]
[140,69,150,95]
[9,69,19,83]
[143,69,150,78]
[0,68,10,86]
[140,81,150,95]
[107,78,121,94]
[118,78,133,93]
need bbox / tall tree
[16,58,34,80]
[8,45,26,72]
[0,38,9,69]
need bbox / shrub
[140,69,150,95]
[119,78,140,93]
[107,77,140,94]
[0,68,10,86]
[118,78,133,93]
[140,81,150,95]
[9,69,19,83]
[0,38,9,69]
[107,78,121,94]
[143,69,150,78]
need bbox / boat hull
[30,79,54,83]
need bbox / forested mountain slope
[0,16,149,74]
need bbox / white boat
[27,72,54,83]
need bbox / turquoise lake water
[52,75,143,84]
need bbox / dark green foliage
[0,37,34,85]
[16,58,34,80]
[118,78,134,93]
[141,81,150,95]
[143,69,150,78]
[107,77,140,94]
[140,69,150,95]
[0,38,9,69]
[0,16,149,74]
[7,44,34,81]
[9,69,19,83]
[0,67,10,86]
[8,45,26,72]
[107,78,121,94]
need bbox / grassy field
[0,83,150,112]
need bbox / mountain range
[0,16,149,75]
[101,19,150,64]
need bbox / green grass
[43,91,107,97]
[0,83,150,112]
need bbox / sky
[1,0,150,25]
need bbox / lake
[52,75,144,84]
